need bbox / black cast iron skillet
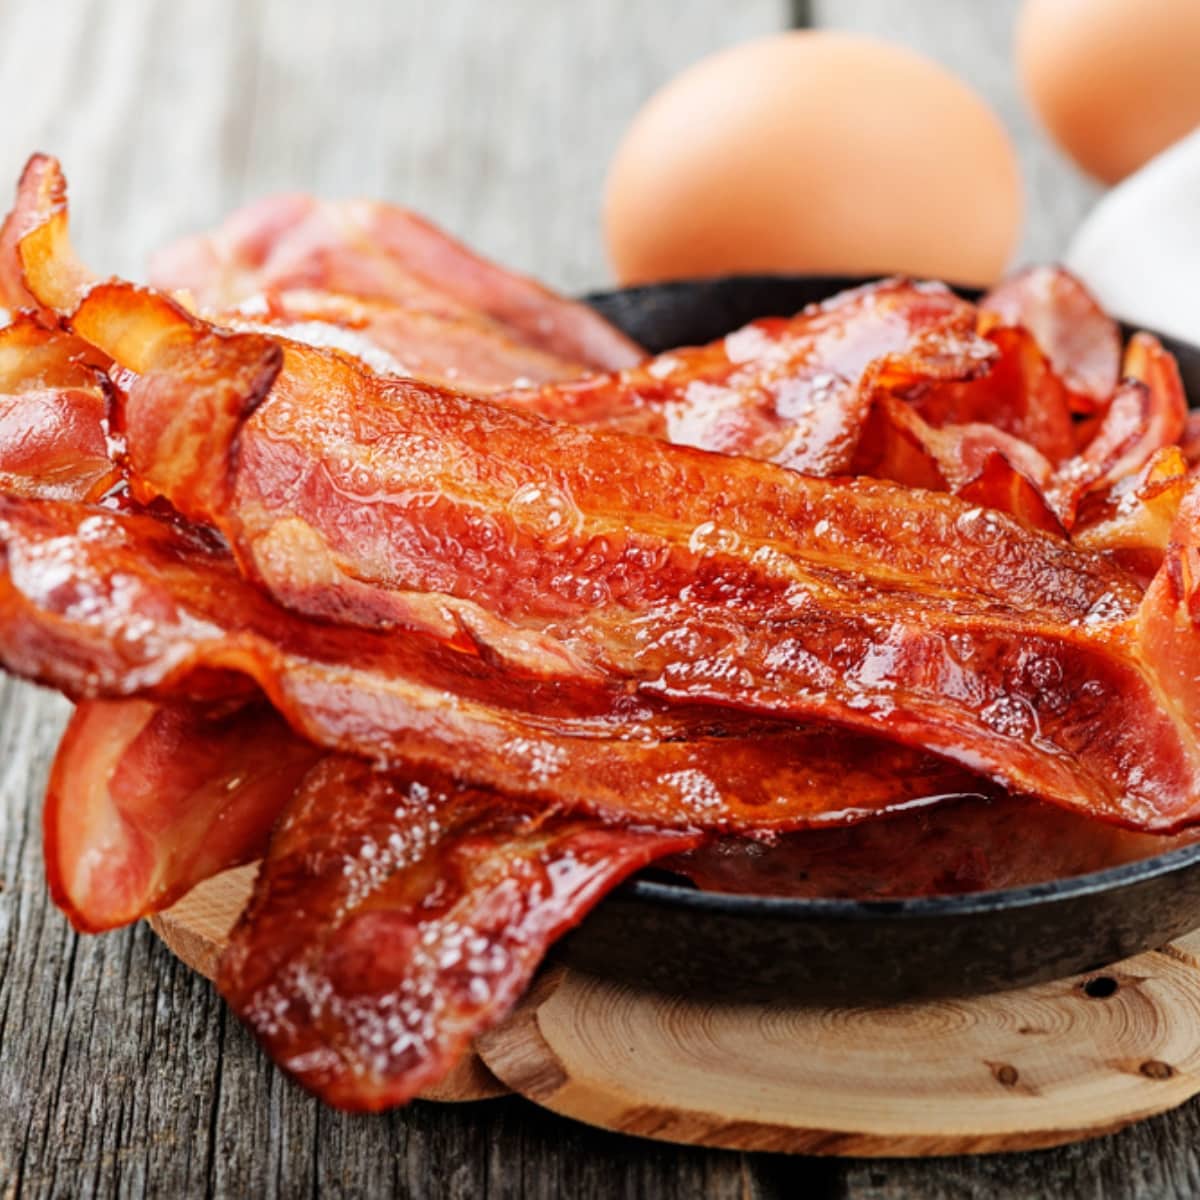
[551,273,1200,1007]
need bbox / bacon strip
[0,315,116,501]
[219,288,594,393]
[981,265,1121,412]
[148,191,642,370]
[46,698,322,931]
[1051,334,1188,527]
[499,279,996,472]
[220,756,699,1110]
[0,497,990,835]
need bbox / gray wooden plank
[815,0,1102,265]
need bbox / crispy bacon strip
[0,315,116,500]
[0,496,989,833]
[0,154,92,315]
[981,265,1121,412]
[498,279,996,473]
[907,325,1077,465]
[46,699,322,931]
[220,288,592,393]
[220,756,699,1110]
[850,392,1064,535]
[148,191,642,370]
[1138,486,1200,801]
[1050,333,1188,527]
[1073,448,1192,580]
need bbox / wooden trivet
[149,866,1200,1152]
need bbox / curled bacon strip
[220,756,699,1110]
[1051,334,1189,528]
[1073,447,1192,580]
[46,699,321,931]
[149,191,642,370]
[499,279,996,473]
[981,265,1121,412]
[0,315,116,501]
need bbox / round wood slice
[150,867,1200,1152]
[477,932,1200,1156]
[146,864,509,1103]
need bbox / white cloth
[1066,127,1200,344]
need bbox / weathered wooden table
[2,2,1195,1195]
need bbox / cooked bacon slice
[0,496,991,832]
[0,315,116,500]
[220,756,699,1110]
[0,155,92,315]
[850,392,1064,535]
[219,288,592,393]
[148,190,642,370]
[498,279,996,473]
[1138,485,1200,785]
[981,265,1121,412]
[46,698,322,931]
[0,473,1195,830]
[1050,333,1188,527]
[1073,448,1192,580]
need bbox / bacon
[218,288,592,393]
[1073,448,1192,580]
[981,265,1122,412]
[1137,485,1200,790]
[1050,333,1188,527]
[907,325,1077,465]
[0,316,116,501]
[148,191,642,370]
[44,278,1200,826]
[45,698,322,931]
[0,154,92,316]
[0,496,991,834]
[219,756,699,1110]
[498,279,996,472]
[850,392,1064,535]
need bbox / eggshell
[604,31,1021,287]
[1018,0,1200,184]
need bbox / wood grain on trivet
[147,865,508,1103]
[150,866,1200,1153]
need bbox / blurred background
[0,0,1100,292]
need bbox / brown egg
[604,31,1021,287]
[1018,0,1200,184]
